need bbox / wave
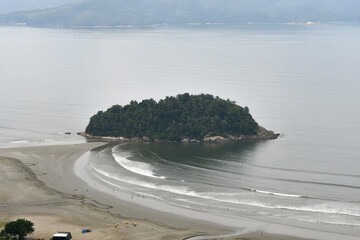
[254,164,360,178]
[111,147,165,179]
[275,203,360,218]
[112,147,360,202]
[110,146,360,208]
[190,180,307,199]
[272,177,360,190]
[173,198,360,228]
[192,192,360,219]
[35,139,56,143]
[180,160,360,192]
[91,165,360,219]
[9,140,29,144]
[92,172,161,199]
[145,148,188,170]
[202,194,360,218]
[92,166,196,196]
[196,156,360,178]
[287,215,360,228]
[189,179,353,204]
[179,163,360,198]
[250,189,302,198]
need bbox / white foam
[93,152,360,220]
[93,168,196,196]
[35,139,56,143]
[93,164,360,227]
[111,148,165,179]
[174,198,210,207]
[288,215,360,228]
[92,164,360,220]
[254,189,302,198]
[92,167,290,210]
[277,203,360,218]
[92,166,196,196]
[198,191,360,217]
[204,194,360,218]
[9,140,29,144]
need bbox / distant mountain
[1,0,359,26]
[0,0,84,14]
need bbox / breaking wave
[111,147,165,179]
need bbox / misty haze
[0,1,359,240]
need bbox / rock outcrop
[79,126,279,143]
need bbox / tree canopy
[3,219,34,240]
[86,93,259,141]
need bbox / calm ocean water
[1,24,360,230]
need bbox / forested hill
[85,93,278,142]
[0,0,84,14]
[1,0,360,26]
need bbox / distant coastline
[2,21,332,28]
[1,0,359,28]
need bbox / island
[82,93,279,142]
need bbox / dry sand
[0,142,346,240]
[0,143,202,239]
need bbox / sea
[1,23,360,232]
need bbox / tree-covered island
[84,93,279,142]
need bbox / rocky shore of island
[78,126,279,143]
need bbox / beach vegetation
[86,93,258,141]
[2,219,34,240]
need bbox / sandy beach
[0,142,206,239]
[0,142,358,240]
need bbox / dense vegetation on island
[85,93,259,141]
[1,0,360,26]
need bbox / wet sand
[0,142,357,240]
[0,143,202,239]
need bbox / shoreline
[0,142,206,239]
[0,142,359,240]
[79,126,280,143]
[0,21,349,29]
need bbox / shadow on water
[112,140,272,180]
